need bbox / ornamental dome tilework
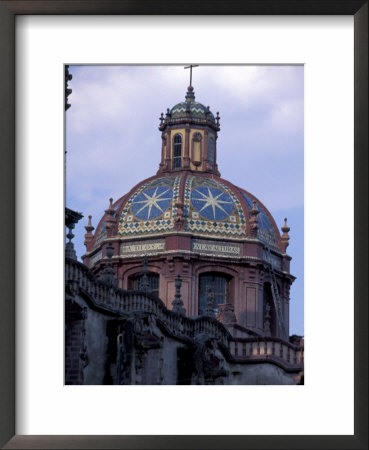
[118,175,180,237]
[171,101,214,121]
[92,172,281,253]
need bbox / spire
[84,215,94,235]
[249,199,260,237]
[103,242,117,287]
[105,197,114,214]
[105,198,117,237]
[84,215,94,252]
[185,85,195,102]
[65,207,83,260]
[216,111,220,128]
[140,255,151,293]
[281,217,290,252]
[171,274,186,315]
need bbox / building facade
[83,85,294,341]
[66,83,303,385]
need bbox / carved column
[165,130,171,169]
[159,134,166,171]
[203,129,209,169]
[183,127,190,168]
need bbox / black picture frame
[0,1,367,449]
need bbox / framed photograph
[65,63,305,387]
[0,1,367,449]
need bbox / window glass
[198,273,229,315]
[208,137,215,168]
[129,273,159,297]
[173,134,182,169]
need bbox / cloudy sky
[66,65,304,336]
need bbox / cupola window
[173,134,182,169]
[208,137,215,169]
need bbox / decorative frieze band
[120,239,165,258]
[192,238,241,256]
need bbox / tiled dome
[171,99,215,122]
[159,86,219,132]
[93,172,282,253]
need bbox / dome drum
[83,239,293,340]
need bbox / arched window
[129,273,159,297]
[207,137,215,169]
[173,134,182,169]
[198,273,230,315]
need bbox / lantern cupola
[158,86,220,176]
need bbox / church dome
[82,80,293,342]
[85,82,292,263]
[93,171,282,253]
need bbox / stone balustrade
[66,257,303,370]
[229,337,304,370]
[66,257,230,347]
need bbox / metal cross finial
[184,64,199,86]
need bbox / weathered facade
[65,83,303,385]
[65,258,303,385]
